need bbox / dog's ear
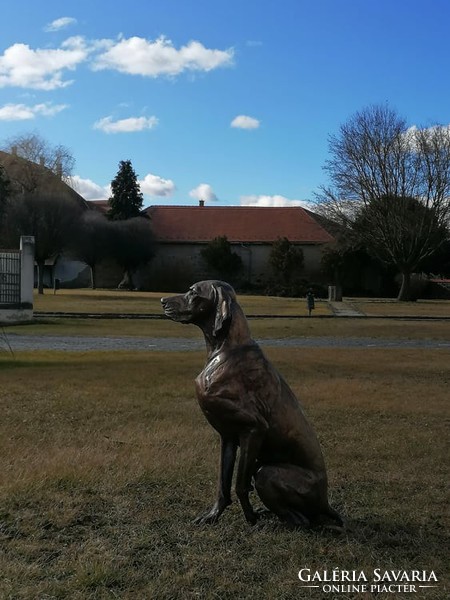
[213,284,232,336]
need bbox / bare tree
[354,195,447,299]
[69,211,114,289]
[316,104,450,300]
[3,190,82,293]
[2,132,75,193]
[0,162,11,238]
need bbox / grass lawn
[33,289,332,317]
[0,347,448,598]
[3,289,448,342]
[6,313,450,341]
[350,299,450,318]
[32,289,450,319]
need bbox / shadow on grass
[342,516,447,554]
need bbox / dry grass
[33,289,167,314]
[350,298,450,318]
[7,314,450,341]
[26,288,450,347]
[250,317,450,341]
[6,317,203,339]
[33,288,331,316]
[34,289,450,319]
[1,347,449,598]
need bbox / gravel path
[2,333,450,352]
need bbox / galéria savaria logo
[297,568,439,594]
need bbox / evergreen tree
[108,160,143,220]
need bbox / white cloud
[69,175,109,200]
[71,172,176,200]
[0,34,232,90]
[402,124,450,151]
[93,115,158,134]
[45,17,77,32]
[0,36,90,90]
[92,35,234,77]
[231,115,260,130]
[240,194,311,208]
[0,101,68,120]
[189,183,218,203]
[139,173,175,197]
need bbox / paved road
[2,333,450,352]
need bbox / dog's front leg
[194,436,237,525]
[235,428,264,525]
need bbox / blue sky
[1,0,449,207]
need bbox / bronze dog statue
[161,280,342,529]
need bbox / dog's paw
[244,509,260,526]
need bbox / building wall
[31,241,328,292]
[54,257,91,287]
[145,241,327,290]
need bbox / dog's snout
[161,297,172,314]
[161,297,173,308]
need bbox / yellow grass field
[8,313,450,341]
[1,343,449,599]
[32,289,450,319]
[350,299,450,318]
[4,289,446,342]
[32,288,332,316]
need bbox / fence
[0,251,21,303]
[0,237,34,324]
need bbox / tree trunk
[118,269,135,290]
[90,265,97,289]
[397,271,411,301]
[37,260,44,295]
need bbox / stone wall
[145,241,327,291]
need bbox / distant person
[306,288,315,316]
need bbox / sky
[1,0,449,207]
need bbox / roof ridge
[148,205,308,209]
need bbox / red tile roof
[145,205,335,244]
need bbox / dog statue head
[161,280,235,337]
